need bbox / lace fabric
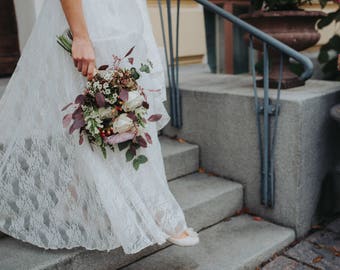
[0,0,187,254]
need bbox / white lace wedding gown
[0,0,188,254]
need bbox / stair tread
[0,174,242,270]
[122,215,295,270]
[170,173,242,210]
[160,136,199,180]
[160,136,198,158]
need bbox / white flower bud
[122,91,145,112]
[112,113,134,134]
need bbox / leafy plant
[251,0,327,11]
[317,1,340,80]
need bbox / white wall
[14,0,44,51]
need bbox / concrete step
[160,136,199,180]
[122,215,295,270]
[0,173,243,270]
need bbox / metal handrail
[194,0,314,81]
[160,0,315,208]
[192,0,315,208]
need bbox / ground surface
[262,217,340,270]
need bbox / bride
[0,0,198,254]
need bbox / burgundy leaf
[142,101,149,109]
[148,114,162,122]
[95,92,106,107]
[62,114,72,128]
[105,132,135,145]
[62,102,73,111]
[79,133,84,145]
[128,57,134,65]
[145,133,152,144]
[72,107,83,120]
[75,94,85,105]
[69,119,85,134]
[127,112,137,121]
[124,46,135,58]
[136,136,147,148]
[98,65,109,71]
[120,89,129,101]
[130,144,137,156]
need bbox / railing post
[262,42,270,207]
[158,0,182,128]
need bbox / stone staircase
[0,77,296,269]
[0,135,295,270]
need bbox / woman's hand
[60,0,95,80]
[72,37,96,80]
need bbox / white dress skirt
[0,0,188,254]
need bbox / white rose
[122,91,145,112]
[112,113,134,134]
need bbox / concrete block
[0,174,242,270]
[164,73,340,237]
[160,136,199,180]
[122,215,295,270]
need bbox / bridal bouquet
[58,30,162,170]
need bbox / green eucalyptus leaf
[137,155,148,164]
[118,141,130,151]
[126,149,134,162]
[133,159,140,170]
[101,146,107,159]
[130,68,140,80]
[140,63,151,73]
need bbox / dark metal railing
[159,0,314,208]
[158,0,182,128]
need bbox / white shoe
[168,228,200,247]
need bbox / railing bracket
[259,103,280,115]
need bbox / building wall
[148,0,206,65]
[13,0,207,65]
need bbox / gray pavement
[262,217,340,270]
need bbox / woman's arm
[60,0,95,80]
